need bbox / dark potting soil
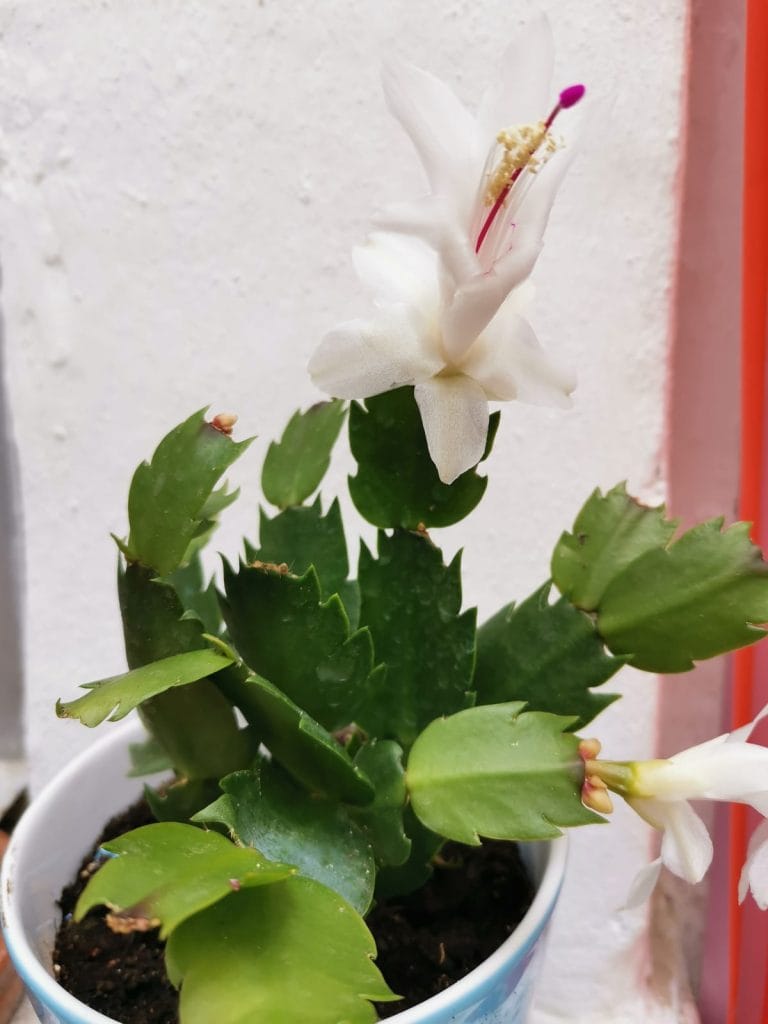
[54,799,535,1023]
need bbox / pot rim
[1,719,567,1024]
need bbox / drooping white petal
[309,307,443,399]
[462,307,575,406]
[739,820,768,909]
[441,240,543,361]
[624,858,663,910]
[381,57,481,198]
[414,375,489,484]
[476,14,555,142]
[629,797,713,884]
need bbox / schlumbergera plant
[55,16,768,1024]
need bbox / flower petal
[628,797,712,884]
[309,308,443,399]
[476,14,555,141]
[739,820,768,909]
[374,196,478,288]
[353,233,441,313]
[440,240,543,361]
[462,308,575,407]
[624,858,663,910]
[381,57,480,197]
[414,375,489,484]
[646,742,768,803]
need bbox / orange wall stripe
[730,0,768,1019]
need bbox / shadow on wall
[0,268,25,766]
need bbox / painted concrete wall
[0,1,689,1019]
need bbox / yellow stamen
[483,121,560,206]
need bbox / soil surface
[55,800,535,1023]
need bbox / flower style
[580,707,768,907]
[310,17,585,484]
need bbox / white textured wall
[0,1,688,1019]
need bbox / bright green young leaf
[166,877,398,1024]
[117,563,252,780]
[250,497,349,600]
[145,778,222,824]
[351,741,410,869]
[597,519,768,671]
[348,387,499,529]
[125,408,251,577]
[241,675,374,805]
[406,703,601,845]
[128,735,174,777]
[356,530,476,747]
[551,482,678,610]
[262,400,347,509]
[75,823,292,938]
[221,560,376,731]
[475,583,625,729]
[195,762,375,913]
[56,648,235,728]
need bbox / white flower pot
[1,719,567,1024]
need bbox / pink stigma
[559,84,586,109]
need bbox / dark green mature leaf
[166,878,397,1024]
[241,675,374,805]
[196,763,375,913]
[166,553,222,635]
[76,823,292,938]
[250,498,349,600]
[406,703,601,845]
[374,806,442,900]
[118,563,252,780]
[128,736,174,778]
[125,408,251,576]
[552,482,677,610]
[56,648,235,728]
[356,530,476,747]
[348,388,499,529]
[597,519,768,671]
[146,779,222,824]
[262,400,347,509]
[475,583,625,729]
[221,560,376,731]
[351,741,410,868]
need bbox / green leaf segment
[406,703,602,844]
[262,400,347,508]
[166,878,397,1024]
[125,408,251,577]
[348,387,499,529]
[220,560,376,732]
[75,823,293,937]
[196,762,375,914]
[356,529,476,747]
[475,583,625,729]
[552,483,768,671]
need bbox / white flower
[376,14,586,361]
[309,232,575,484]
[585,706,768,907]
[310,17,586,484]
